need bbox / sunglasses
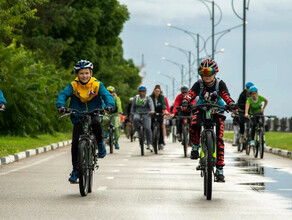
[199,67,215,77]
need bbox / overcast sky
[119,0,292,117]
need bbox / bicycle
[132,112,150,156]
[175,108,192,158]
[189,103,235,200]
[104,115,115,154]
[152,113,165,154]
[61,108,104,196]
[237,111,252,155]
[249,114,275,159]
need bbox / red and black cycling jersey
[184,79,234,104]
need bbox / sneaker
[68,170,79,183]
[97,142,107,158]
[249,140,255,146]
[190,144,200,160]
[115,143,119,150]
[158,144,164,150]
[176,134,182,142]
[133,131,139,138]
[147,144,153,152]
[215,168,225,183]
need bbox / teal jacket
[0,90,6,105]
[56,77,115,123]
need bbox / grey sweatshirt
[130,95,154,114]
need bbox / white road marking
[0,152,67,176]
[106,176,115,180]
[123,159,129,161]
[112,170,120,173]
[97,186,107,191]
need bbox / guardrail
[225,117,292,132]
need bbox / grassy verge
[224,131,292,152]
[0,133,71,158]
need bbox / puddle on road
[231,157,292,200]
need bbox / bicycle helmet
[198,59,219,77]
[181,85,189,93]
[138,85,147,91]
[107,86,115,93]
[73,60,93,73]
[249,86,258,93]
[245,82,254,88]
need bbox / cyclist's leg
[143,115,152,146]
[92,116,106,158]
[102,115,110,136]
[250,116,256,143]
[113,115,120,146]
[158,116,164,145]
[190,110,202,159]
[177,111,183,137]
[239,115,246,135]
[133,114,140,133]
[214,114,226,168]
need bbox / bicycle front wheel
[152,125,158,154]
[205,131,214,200]
[109,128,114,154]
[139,126,145,156]
[253,133,259,158]
[259,128,265,159]
[183,126,188,157]
[78,140,90,196]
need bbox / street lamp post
[157,71,175,101]
[164,42,195,88]
[162,57,185,87]
[166,24,206,80]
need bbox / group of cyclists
[0,58,268,184]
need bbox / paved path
[0,136,291,220]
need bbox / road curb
[224,138,292,159]
[0,140,72,166]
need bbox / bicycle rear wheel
[109,127,114,154]
[139,126,145,156]
[172,126,176,143]
[259,128,264,159]
[205,131,213,200]
[152,125,158,154]
[183,126,188,157]
[78,140,90,196]
[253,133,259,158]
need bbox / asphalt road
[0,136,291,220]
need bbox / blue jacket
[0,90,7,105]
[56,77,115,123]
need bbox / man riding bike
[182,59,236,182]
[56,60,115,183]
[130,85,155,151]
[245,86,268,147]
[237,82,254,143]
[102,86,123,149]
[171,85,195,141]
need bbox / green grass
[224,131,292,152]
[0,133,71,158]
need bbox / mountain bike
[189,103,235,200]
[132,113,150,156]
[104,115,115,154]
[61,108,104,196]
[152,113,164,154]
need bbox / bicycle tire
[183,126,188,157]
[139,126,145,156]
[152,125,158,154]
[237,142,241,152]
[172,126,176,143]
[109,127,114,154]
[205,131,213,200]
[78,140,90,196]
[88,144,94,193]
[259,128,264,159]
[253,132,259,158]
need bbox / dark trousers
[190,110,226,168]
[152,116,164,145]
[239,115,246,135]
[176,111,191,135]
[71,116,103,169]
[251,114,264,140]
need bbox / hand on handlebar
[0,104,5,111]
[149,111,155,114]
[104,106,113,114]
[58,107,66,114]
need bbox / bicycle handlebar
[190,103,237,112]
[61,108,104,118]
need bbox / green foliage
[0,0,141,136]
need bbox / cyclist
[182,59,236,182]
[124,97,134,139]
[131,85,155,151]
[150,85,169,150]
[56,60,115,183]
[0,89,7,110]
[102,86,123,149]
[162,91,170,146]
[171,85,195,142]
[237,82,254,143]
[245,86,268,147]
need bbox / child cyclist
[102,86,123,149]
[182,59,236,182]
[0,89,6,110]
[245,86,268,147]
[56,60,115,183]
